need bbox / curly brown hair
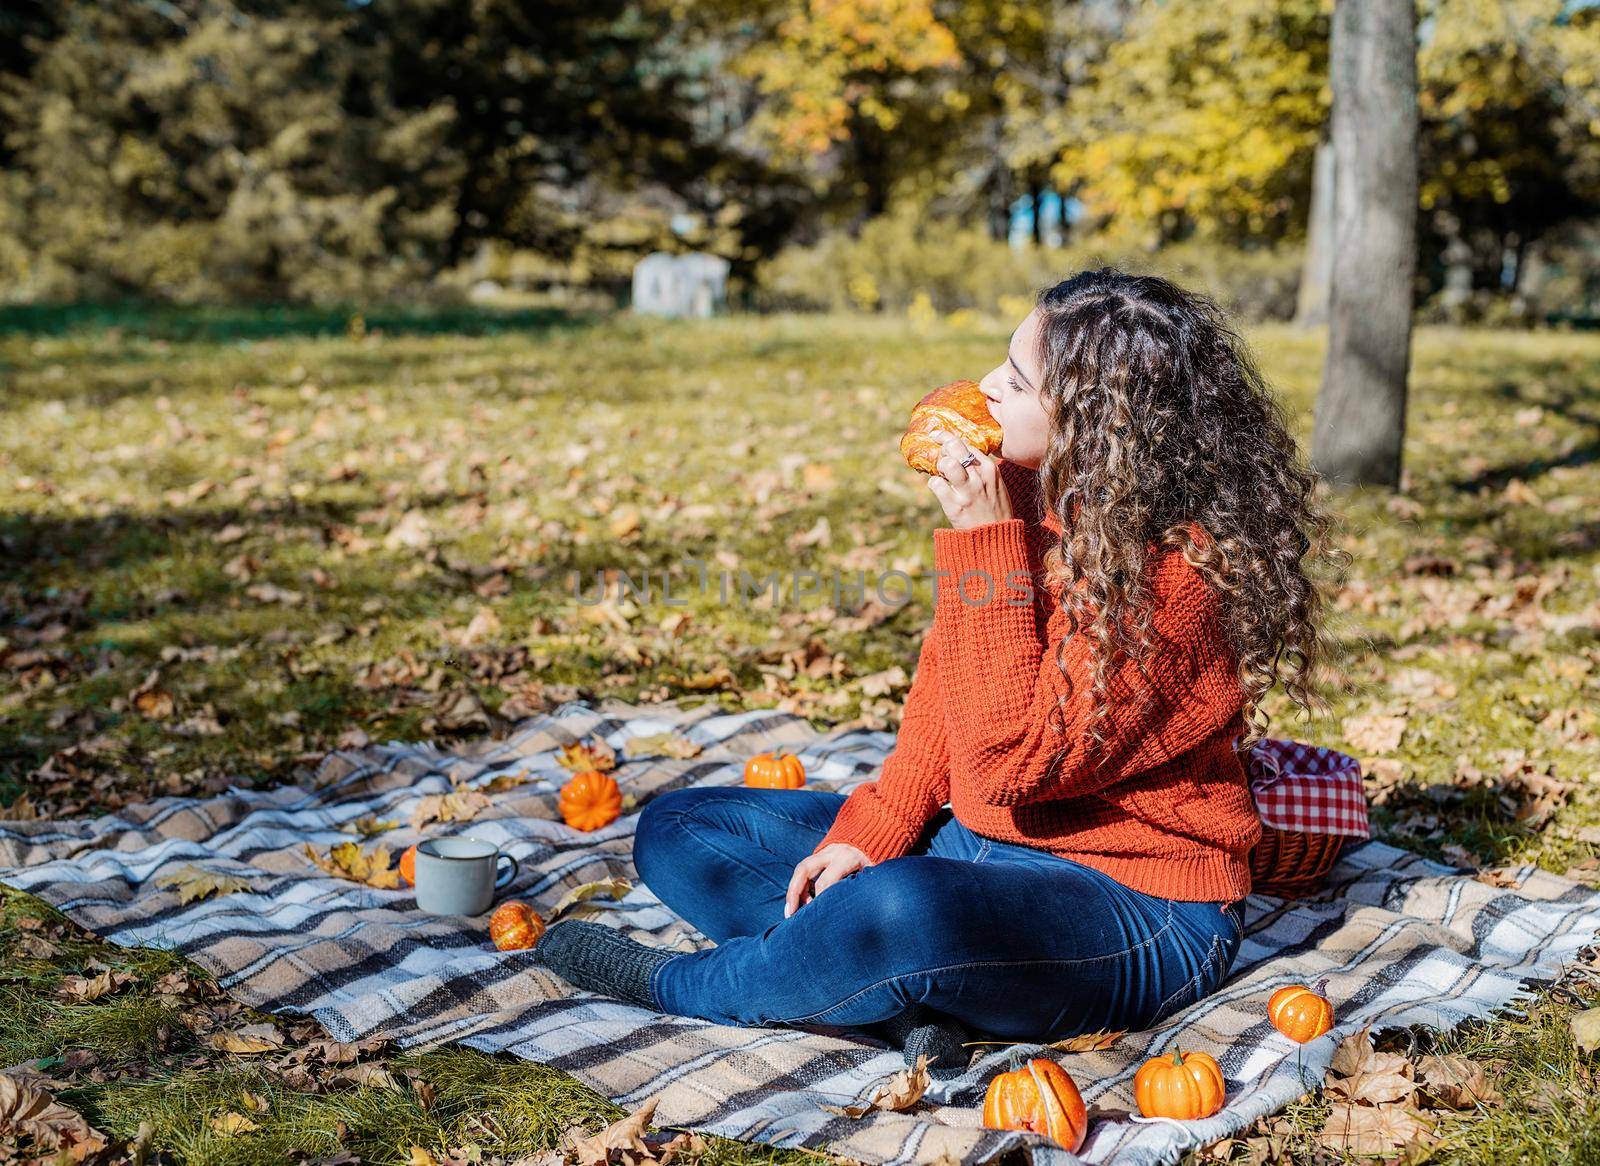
[1028,267,1348,757]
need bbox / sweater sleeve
[930,519,1242,808]
[812,623,952,863]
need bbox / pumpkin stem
[1170,1048,1185,1067]
[1314,976,1330,997]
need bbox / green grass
[3,306,1600,1162]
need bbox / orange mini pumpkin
[559,769,623,832]
[489,900,546,951]
[1133,1048,1226,1120]
[981,1058,1088,1153]
[743,751,806,789]
[1267,980,1335,1043]
[399,843,418,887]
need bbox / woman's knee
[634,787,705,880]
[825,859,956,954]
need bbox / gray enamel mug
[413,836,519,916]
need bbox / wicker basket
[1248,824,1347,899]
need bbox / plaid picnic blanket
[2,696,1597,1166]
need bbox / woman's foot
[872,1003,975,1079]
[534,919,679,1010]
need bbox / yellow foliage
[733,0,962,157]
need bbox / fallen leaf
[458,605,502,646]
[557,738,617,774]
[1046,1029,1124,1054]
[153,864,253,904]
[1473,866,1525,889]
[245,582,305,606]
[819,1054,932,1117]
[341,815,400,838]
[130,668,176,720]
[562,1095,660,1166]
[211,1110,261,1136]
[56,968,121,1002]
[333,1063,403,1091]
[621,732,703,760]
[205,1023,285,1054]
[303,841,403,890]
[1343,714,1407,755]
[1318,1102,1434,1157]
[0,1071,111,1157]
[427,690,493,734]
[1414,1054,1502,1109]
[1569,1006,1600,1053]
[1325,1027,1414,1107]
[410,789,491,830]
[549,877,634,922]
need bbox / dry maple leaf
[153,864,253,904]
[1325,1027,1415,1107]
[332,1063,403,1091]
[56,967,137,1002]
[210,1110,261,1136]
[1045,1029,1124,1054]
[562,1095,661,1166]
[129,668,175,720]
[622,732,703,760]
[1318,1101,1435,1157]
[0,1072,110,1158]
[558,738,618,774]
[549,877,634,922]
[1568,1006,1600,1053]
[205,1023,285,1054]
[1414,1054,1502,1109]
[303,841,403,890]
[410,788,492,830]
[341,816,400,838]
[1343,713,1407,756]
[819,1054,932,1117]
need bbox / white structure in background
[631,251,730,318]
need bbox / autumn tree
[1311,0,1419,490]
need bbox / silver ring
[958,453,981,469]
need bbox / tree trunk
[1293,138,1335,329]
[1311,0,1419,491]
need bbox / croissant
[900,379,1004,474]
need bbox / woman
[535,268,1339,1077]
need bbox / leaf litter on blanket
[549,877,633,921]
[153,863,254,904]
[410,788,492,829]
[622,732,702,759]
[341,815,400,837]
[302,840,403,889]
[818,1053,932,1118]
[557,737,618,774]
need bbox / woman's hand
[926,429,1013,530]
[785,843,872,917]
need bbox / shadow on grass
[0,301,605,343]
[1451,378,1600,497]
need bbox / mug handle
[494,852,519,891]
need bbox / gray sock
[534,919,678,1010]
[872,1003,974,1079]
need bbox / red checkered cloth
[1244,738,1372,838]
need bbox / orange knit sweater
[814,460,1262,901]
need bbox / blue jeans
[634,786,1245,1041]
